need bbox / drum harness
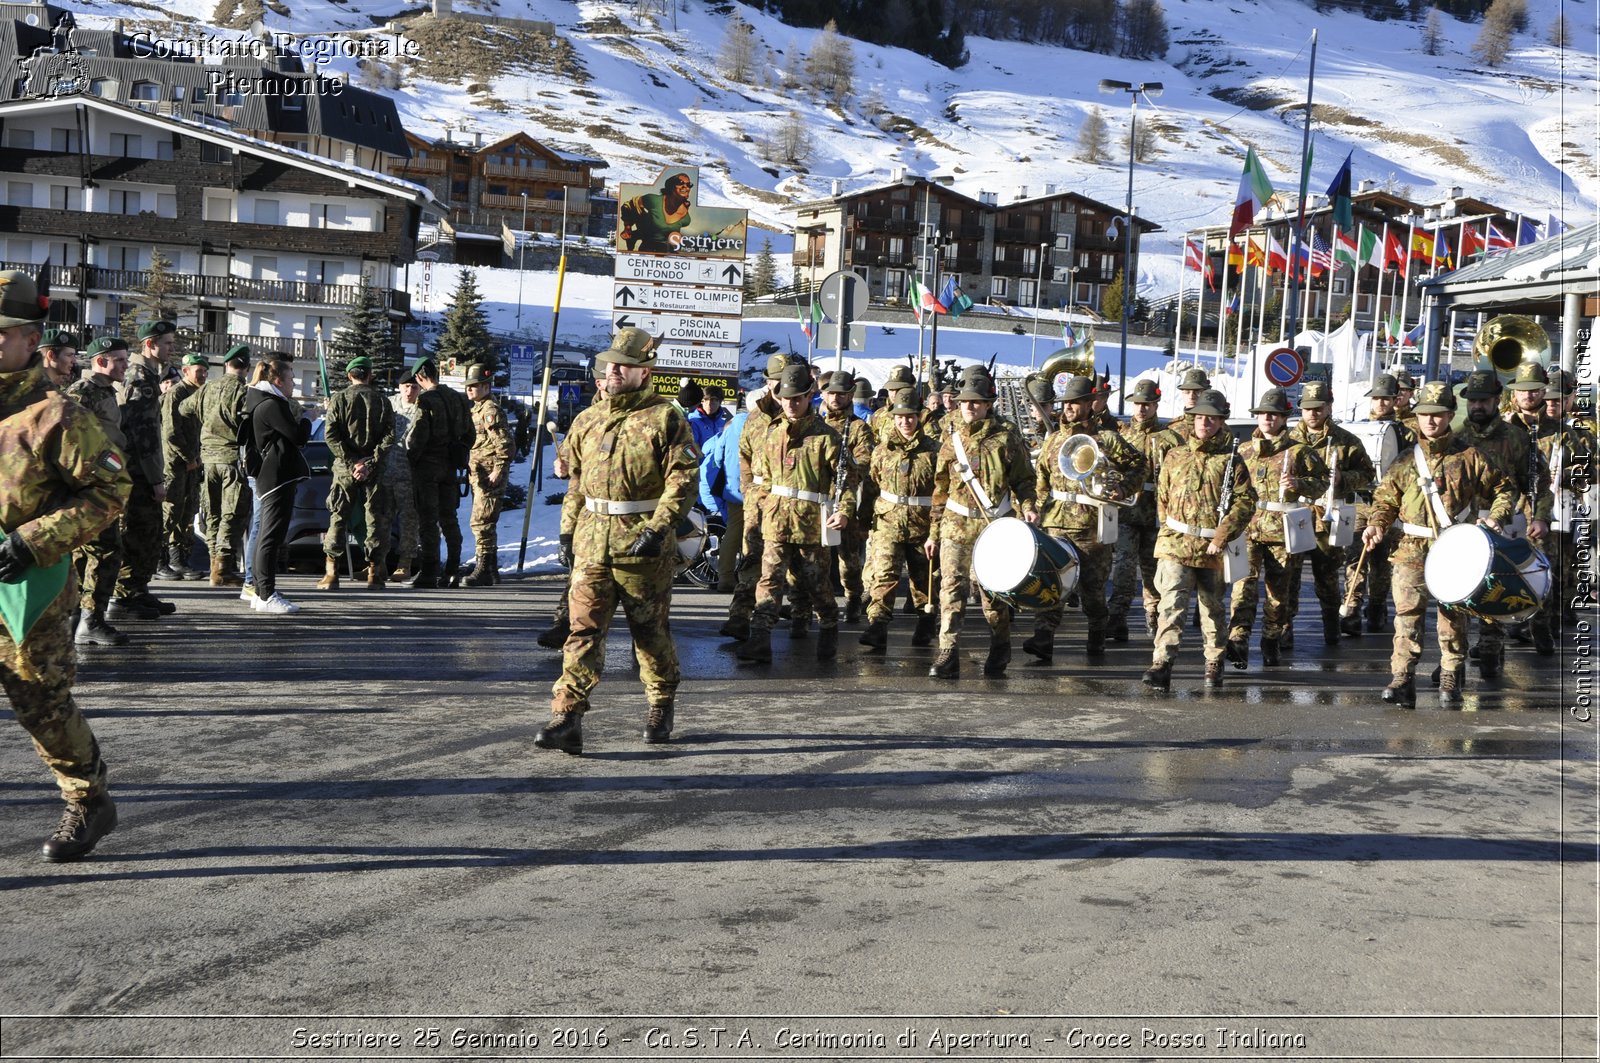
[948,428,1011,522]
[1399,444,1468,539]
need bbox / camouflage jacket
[325,382,395,471]
[738,390,782,501]
[1458,414,1552,523]
[1289,420,1377,521]
[1035,419,1145,540]
[1154,431,1258,569]
[159,380,201,477]
[1154,411,1196,449]
[868,427,939,542]
[1238,429,1329,543]
[65,375,127,453]
[932,416,1035,546]
[760,412,857,545]
[1119,415,1169,526]
[559,388,699,564]
[869,405,938,446]
[1091,409,1120,433]
[182,373,249,465]
[1367,429,1516,567]
[1,359,131,568]
[822,409,874,474]
[469,396,512,481]
[116,353,165,485]
[1505,408,1562,521]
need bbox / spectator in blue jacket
[852,376,875,420]
[699,404,745,592]
[687,385,732,450]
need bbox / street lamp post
[1030,242,1049,370]
[1099,78,1163,415]
[903,173,954,377]
[515,190,529,330]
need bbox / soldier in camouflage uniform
[109,320,175,618]
[38,329,78,390]
[1285,381,1376,646]
[928,374,1037,679]
[0,270,132,860]
[1224,388,1328,670]
[1363,382,1516,707]
[463,362,511,587]
[535,328,699,755]
[858,395,940,651]
[180,343,252,586]
[1154,367,1211,448]
[867,366,917,443]
[318,355,395,591]
[406,357,473,589]
[155,352,208,582]
[1340,375,1416,637]
[1089,370,1119,432]
[1544,369,1596,631]
[1028,375,1145,661]
[736,363,857,664]
[1108,378,1172,639]
[1503,362,1563,655]
[819,370,873,621]
[1393,369,1420,435]
[67,338,133,646]
[1144,390,1257,692]
[1456,369,1551,677]
[385,369,423,582]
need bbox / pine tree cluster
[745,0,968,68]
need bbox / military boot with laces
[1478,646,1503,679]
[643,702,674,744]
[1439,666,1464,706]
[1225,637,1249,670]
[984,637,1011,676]
[1340,610,1363,637]
[1204,659,1225,689]
[1142,660,1172,690]
[315,555,340,591]
[1381,676,1416,708]
[735,628,772,663]
[41,792,117,862]
[1021,630,1053,662]
[533,713,583,755]
[1259,635,1281,667]
[929,648,959,678]
[75,610,129,647]
[858,620,888,650]
[816,625,839,661]
[911,610,938,647]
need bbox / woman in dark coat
[244,357,310,614]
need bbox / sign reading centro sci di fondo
[615,165,749,260]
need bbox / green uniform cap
[852,377,873,399]
[1506,362,1550,391]
[1177,368,1211,391]
[409,355,436,375]
[1369,374,1399,399]
[223,343,252,365]
[1461,370,1502,399]
[1190,389,1229,417]
[1299,381,1333,408]
[956,377,995,402]
[1128,378,1160,404]
[1546,368,1572,394]
[1412,381,1457,413]
[182,353,209,367]
[345,356,373,373]
[463,362,490,385]
[0,270,48,329]
[885,366,916,388]
[889,398,920,417]
[1394,369,1418,390]
[823,370,855,394]
[597,327,656,367]
[775,363,814,399]
[85,336,130,357]
[39,328,79,350]
[137,320,176,340]
[1024,375,1055,405]
[1059,375,1095,402]
[1251,387,1292,415]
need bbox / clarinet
[1217,438,1240,532]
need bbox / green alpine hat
[345,356,373,374]
[1461,370,1502,399]
[39,328,79,350]
[1190,389,1229,417]
[775,362,814,399]
[885,365,916,388]
[1506,362,1549,392]
[0,270,48,329]
[956,376,995,402]
[1299,381,1333,409]
[1024,375,1055,405]
[1060,375,1095,402]
[182,353,209,367]
[223,343,251,366]
[1251,387,1292,415]
[137,320,176,341]
[852,377,873,400]
[463,362,490,385]
[1128,378,1160,404]
[1369,374,1399,399]
[823,370,855,394]
[1546,368,1572,395]
[1412,381,1457,414]
[889,396,920,416]
[1177,368,1211,391]
[1394,369,1418,390]
[85,336,130,358]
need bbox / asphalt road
[1,573,1595,1062]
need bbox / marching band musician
[1392,370,1421,434]
[1341,374,1416,637]
[1503,362,1562,656]
[1224,388,1328,671]
[927,373,1037,679]
[1543,368,1597,631]
[1027,375,1145,662]
[858,394,941,652]
[819,370,874,623]
[1107,378,1171,641]
[1143,389,1257,692]
[1362,381,1515,708]
[1154,367,1211,446]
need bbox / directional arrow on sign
[721,264,742,285]
[613,310,743,346]
[616,315,637,330]
[615,285,638,307]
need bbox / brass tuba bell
[1472,314,1552,384]
[1057,433,1105,484]
[1038,330,1096,398]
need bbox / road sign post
[1264,346,1306,388]
[817,270,868,368]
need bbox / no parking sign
[1264,347,1305,388]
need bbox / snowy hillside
[73,0,1596,296]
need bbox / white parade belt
[948,493,1013,519]
[1050,490,1103,505]
[880,490,933,507]
[770,484,828,505]
[585,496,660,515]
[1165,517,1218,537]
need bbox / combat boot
[315,555,340,591]
[536,618,571,649]
[858,620,888,650]
[410,562,439,590]
[75,610,128,647]
[911,610,938,647]
[209,556,227,587]
[789,611,810,639]
[1280,625,1295,650]
[154,551,184,581]
[1340,610,1363,637]
[444,546,463,588]
[107,597,158,621]
[1141,660,1172,691]
[1381,676,1416,708]
[1085,629,1106,659]
[1321,607,1341,645]
[171,545,202,580]
[1108,615,1130,643]
[1225,637,1249,670]
[643,702,674,744]
[533,713,583,756]
[390,556,413,583]
[928,648,960,679]
[1478,645,1503,679]
[1204,658,1224,689]
[1439,666,1463,706]
[1021,630,1053,662]
[365,564,387,590]
[816,625,839,661]
[41,792,117,862]
[844,596,862,624]
[718,615,750,642]
[1260,635,1281,667]
[464,563,495,587]
[214,555,244,587]
[1533,624,1555,657]
[129,590,175,616]
[1365,605,1389,633]
[735,628,772,663]
[983,636,1011,676]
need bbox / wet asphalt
[1,571,1595,1061]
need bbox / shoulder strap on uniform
[1411,444,1454,527]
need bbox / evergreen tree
[432,269,495,372]
[1421,6,1444,54]
[1471,0,1518,65]
[748,238,778,298]
[1077,107,1110,163]
[719,16,758,82]
[807,20,855,103]
[1101,269,1126,322]
[118,248,187,345]
[328,273,394,391]
[1120,0,1170,59]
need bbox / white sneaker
[253,592,300,615]
[239,585,257,603]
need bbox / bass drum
[972,516,1079,610]
[1424,522,1551,624]
[1344,420,1404,480]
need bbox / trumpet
[1057,434,1137,507]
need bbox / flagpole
[1283,28,1318,343]
[1398,218,1414,360]
[1214,236,1233,370]
[1376,220,1392,365]
[1175,231,1188,363]
[1323,222,1336,339]
[1192,235,1206,363]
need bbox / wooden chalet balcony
[994,227,1050,244]
[6,262,413,314]
[398,157,448,174]
[483,161,587,184]
[850,213,917,234]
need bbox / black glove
[627,526,666,558]
[0,535,36,583]
[558,535,574,569]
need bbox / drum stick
[924,546,936,613]
[1340,541,1371,618]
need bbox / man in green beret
[155,352,209,581]
[180,343,252,586]
[38,329,79,391]
[1108,376,1171,639]
[0,269,131,859]
[319,355,396,591]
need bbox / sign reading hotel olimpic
[613,165,747,376]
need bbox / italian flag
[909,273,944,320]
[1228,147,1275,238]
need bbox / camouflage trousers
[2,573,108,802]
[1391,561,1468,679]
[76,521,123,613]
[162,464,201,558]
[552,555,678,717]
[551,570,573,628]
[202,461,251,563]
[1037,534,1112,639]
[115,478,162,597]
[831,523,867,602]
[862,528,934,624]
[729,499,809,622]
[325,468,392,567]
[469,474,505,570]
[1346,504,1397,622]
[382,458,420,562]
[1108,516,1160,622]
[717,500,742,590]
[1152,558,1227,668]
[1288,540,1346,619]
[937,537,1011,651]
[412,464,463,568]
[1228,540,1296,641]
[754,540,837,632]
